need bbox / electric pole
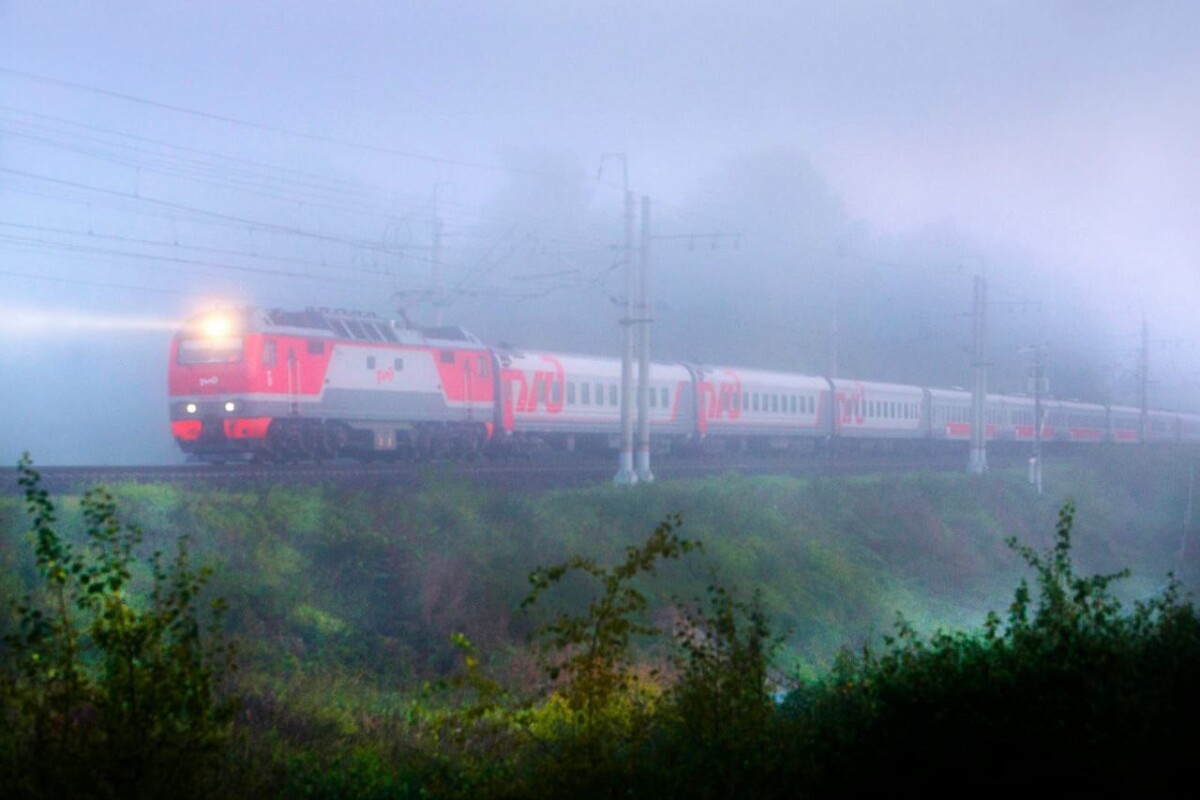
[968,274,989,475]
[828,248,842,379]
[1139,315,1150,444]
[602,154,637,486]
[635,195,654,483]
[431,213,444,326]
[1023,344,1047,495]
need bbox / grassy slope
[2,448,1197,692]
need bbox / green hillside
[2,448,1197,797]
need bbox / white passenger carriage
[692,366,831,446]
[494,349,694,450]
[832,379,925,440]
[1047,401,1107,443]
[927,388,972,441]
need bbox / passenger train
[167,307,1200,462]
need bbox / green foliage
[794,498,1200,794]
[521,513,696,723]
[0,454,237,799]
[2,451,1196,798]
[663,585,782,799]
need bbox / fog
[2,1,1198,464]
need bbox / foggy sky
[2,1,1198,464]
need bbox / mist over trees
[450,148,1119,403]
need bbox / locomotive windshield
[176,336,244,364]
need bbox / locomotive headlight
[202,315,233,339]
[185,403,198,414]
[224,401,236,413]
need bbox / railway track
[0,448,1045,496]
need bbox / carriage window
[609,385,617,406]
[662,387,669,408]
[742,392,749,411]
[551,381,561,405]
[581,383,590,404]
[752,394,760,412]
[536,381,546,403]
[394,358,404,371]
[596,384,603,405]
[649,387,657,408]
[262,339,277,367]
[771,395,779,413]
[567,382,576,405]
[367,356,376,369]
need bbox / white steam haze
[1,1,1198,464]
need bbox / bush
[794,500,1200,795]
[0,455,237,799]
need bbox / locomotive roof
[260,308,483,347]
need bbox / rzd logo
[503,355,565,415]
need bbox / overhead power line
[0,66,585,180]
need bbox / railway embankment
[2,448,1196,676]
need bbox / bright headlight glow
[185,403,198,414]
[224,401,236,413]
[202,316,232,338]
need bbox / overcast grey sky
[2,1,1198,462]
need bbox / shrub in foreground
[0,455,236,799]
[793,501,1200,794]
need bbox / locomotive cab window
[177,337,243,365]
[440,350,456,364]
[307,340,325,355]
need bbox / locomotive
[168,307,1200,462]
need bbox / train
[168,306,1200,462]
